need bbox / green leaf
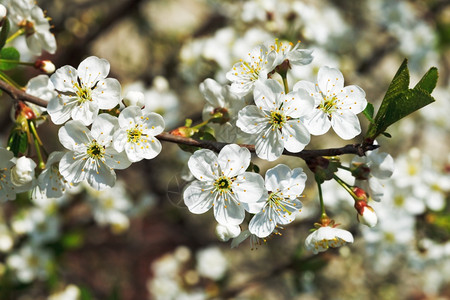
[377,88,435,131]
[0,47,20,70]
[362,103,375,124]
[380,132,392,138]
[365,59,438,141]
[414,67,438,94]
[0,18,10,50]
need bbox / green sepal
[0,46,20,70]
[7,128,29,156]
[0,18,10,50]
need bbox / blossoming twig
[0,78,378,160]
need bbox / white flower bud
[153,76,169,92]
[34,60,55,74]
[0,4,7,20]
[357,205,378,227]
[215,223,241,242]
[11,157,36,187]
[123,91,145,108]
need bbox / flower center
[319,96,338,117]
[19,20,36,36]
[269,111,286,129]
[127,127,145,143]
[87,140,105,159]
[214,176,232,193]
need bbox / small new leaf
[362,103,375,124]
[0,47,20,70]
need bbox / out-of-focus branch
[0,78,377,159]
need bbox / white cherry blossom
[200,78,246,143]
[268,39,314,68]
[113,106,164,163]
[6,0,57,55]
[352,148,394,202]
[249,164,305,238]
[36,151,72,198]
[237,79,314,161]
[294,66,367,140]
[48,56,121,126]
[58,114,131,190]
[183,144,265,226]
[226,44,276,96]
[305,226,354,254]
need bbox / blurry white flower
[196,247,228,280]
[48,284,81,300]
[0,4,6,19]
[200,78,245,143]
[6,0,56,55]
[0,148,17,201]
[268,39,313,68]
[123,90,145,108]
[6,244,51,283]
[0,224,13,252]
[86,181,132,233]
[305,226,354,254]
[36,151,72,199]
[11,208,60,244]
[48,56,121,126]
[352,148,394,202]
[215,223,241,242]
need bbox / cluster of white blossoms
[2,0,56,55]
[183,39,370,252]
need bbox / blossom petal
[255,127,283,161]
[236,106,267,134]
[104,148,131,170]
[303,109,331,135]
[91,78,121,110]
[331,111,361,140]
[91,114,118,145]
[249,208,276,238]
[217,144,250,178]
[213,192,245,225]
[253,79,283,111]
[85,161,116,190]
[183,181,214,214]
[71,100,99,126]
[77,56,110,87]
[233,172,265,204]
[58,121,91,152]
[188,149,220,181]
[50,66,78,92]
[282,121,310,153]
[200,78,224,108]
[318,66,344,97]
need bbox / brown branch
[0,79,49,107]
[0,78,377,159]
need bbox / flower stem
[333,174,358,200]
[29,120,46,170]
[282,75,289,94]
[316,178,327,219]
[0,58,34,66]
[6,28,25,44]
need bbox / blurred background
[0,0,449,299]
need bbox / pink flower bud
[34,60,55,74]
